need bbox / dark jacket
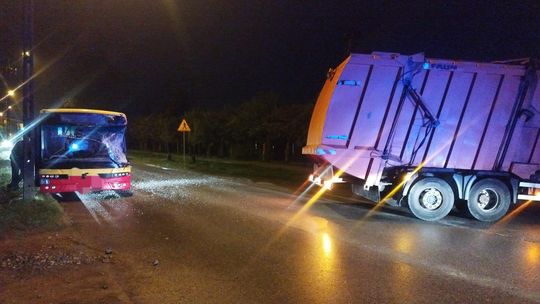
[10,140,23,168]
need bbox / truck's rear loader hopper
[303,52,540,222]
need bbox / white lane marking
[76,191,124,225]
[144,163,176,171]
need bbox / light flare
[240,155,359,276]
[284,159,357,227]
[261,156,359,253]
[491,200,533,228]
[0,64,47,103]
[353,118,482,225]
[287,182,316,208]
[287,161,340,209]
[0,43,75,104]
[526,242,539,266]
[322,232,332,256]
[355,161,427,226]
[75,191,126,225]
[394,230,414,254]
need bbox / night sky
[1,0,540,117]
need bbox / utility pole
[22,0,35,201]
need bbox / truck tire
[467,178,510,222]
[408,177,454,221]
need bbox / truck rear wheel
[408,177,454,221]
[467,178,510,222]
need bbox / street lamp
[7,90,15,97]
[8,106,12,110]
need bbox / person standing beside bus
[7,140,23,191]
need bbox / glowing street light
[22,51,30,57]
[7,90,15,97]
[7,106,12,110]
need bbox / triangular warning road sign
[177,119,191,132]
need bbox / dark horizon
[1,0,540,117]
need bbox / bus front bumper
[40,175,131,194]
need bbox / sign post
[177,118,191,166]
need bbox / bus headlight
[40,174,67,179]
[1,140,13,149]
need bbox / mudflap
[351,183,382,203]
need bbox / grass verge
[0,161,64,233]
[129,150,312,188]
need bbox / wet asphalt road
[69,162,540,303]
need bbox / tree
[129,116,153,150]
[155,112,179,160]
[228,94,278,160]
[187,107,230,157]
[260,102,312,162]
[128,92,314,163]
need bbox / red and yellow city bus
[37,109,131,195]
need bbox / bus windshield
[40,112,128,169]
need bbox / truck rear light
[323,180,333,190]
[523,186,540,196]
[518,182,540,201]
[310,174,344,190]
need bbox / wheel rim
[419,187,443,210]
[476,188,500,212]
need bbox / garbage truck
[303,51,540,222]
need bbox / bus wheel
[408,177,454,221]
[467,178,510,222]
